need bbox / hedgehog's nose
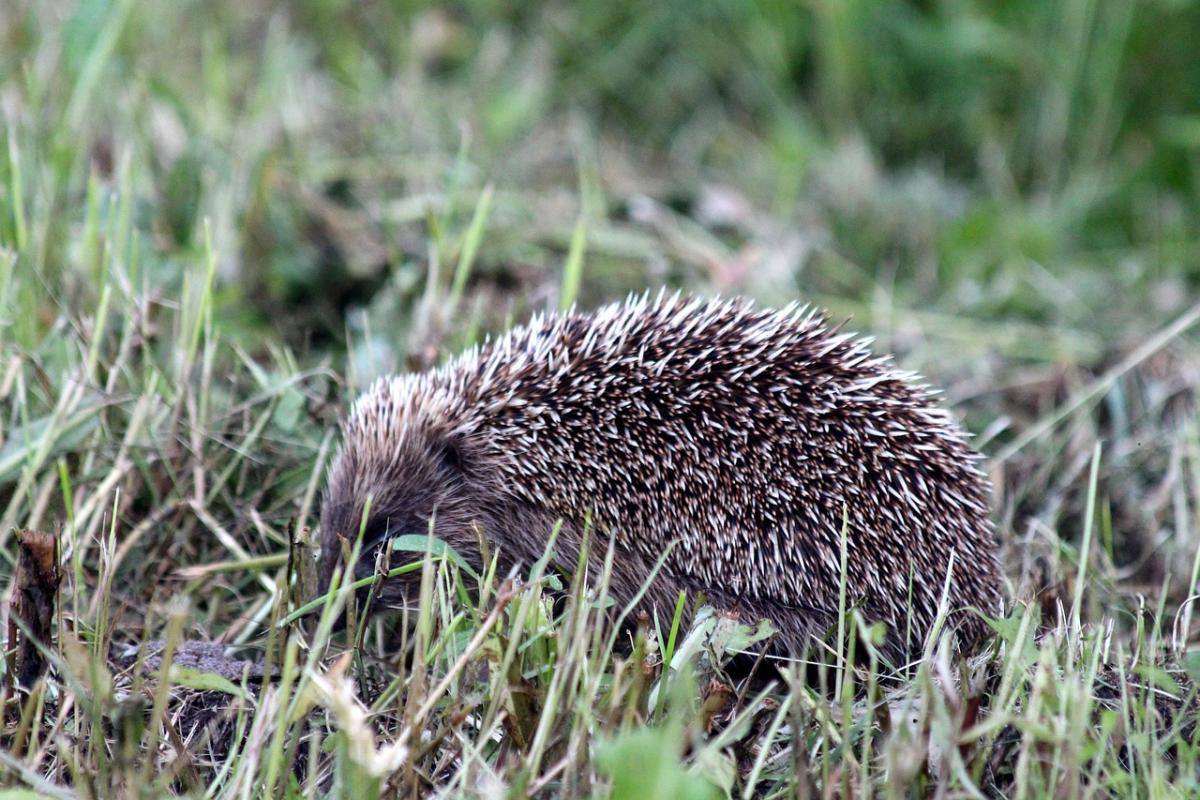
[315,571,376,635]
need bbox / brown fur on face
[317,429,665,619]
[318,293,1003,661]
[318,427,477,601]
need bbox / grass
[3,0,1200,796]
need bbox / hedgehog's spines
[321,293,1002,659]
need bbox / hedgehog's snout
[316,482,464,600]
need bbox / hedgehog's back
[433,294,1000,657]
[327,295,1001,658]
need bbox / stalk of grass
[191,502,276,595]
[56,458,79,623]
[230,591,279,647]
[173,220,218,391]
[203,689,254,799]
[653,590,688,718]
[261,636,300,799]
[0,746,75,800]
[1070,443,1103,649]
[84,282,112,386]
[91,491,122,662]
[597,542,676,665]
[63,0,135,130]
[854,613,880,796]
[921,549,959,665]
[7,129,27,252]
[201,394,277,507]
[835,505,849,702]
[139,599,189,791]
[0,248,15,333]
[447,184,494,312]
[525,607,578,776]
[838,612,858,798]
[413,577,517,725]
[1176,429,1200,652]
[475,523,562,746]
[0,380,93,539]
[741,693,794,799]
[560,214,588,312]
[1033,0,1097,192]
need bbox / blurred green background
[5,0,1199,355]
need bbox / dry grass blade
[994,301,1200,464]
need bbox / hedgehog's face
[317,428,481,609]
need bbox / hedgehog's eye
[362,518,394,551]
[434,435,467,475]
[364,514,432,549]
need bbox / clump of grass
[2,251,1197,796]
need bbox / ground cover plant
[3,0,1200,796]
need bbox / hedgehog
[318,292,1002,661]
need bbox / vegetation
[3,0,1200,796]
